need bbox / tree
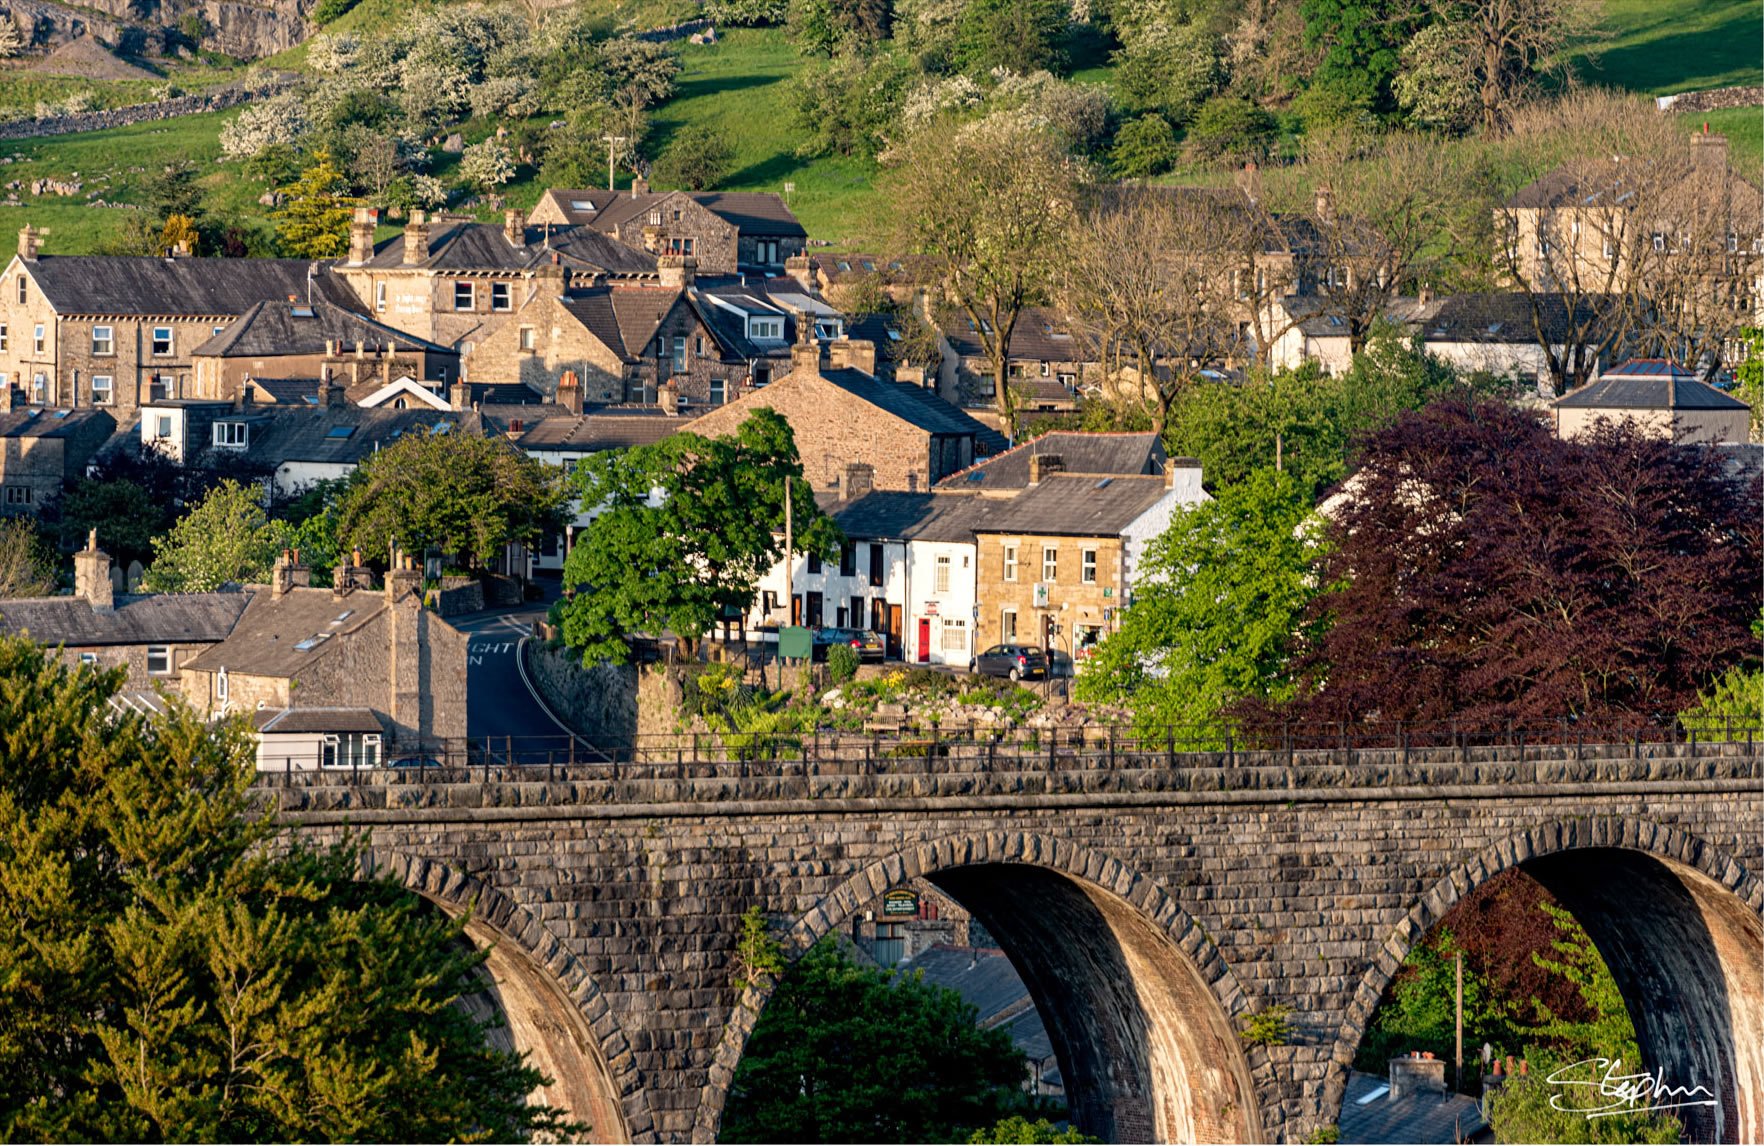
[1393,23,1477,134]
[458,136,517,195]
[598,37,681,109]
[953,0,1070,76]
[1076,470,1326,734]
[48,477,164,568]
[1181,95,1279,166]
[1734,328,1763,441]
[219,92,310,161]
[137,160,205,226]
[0,636,576,1142]
[273,152,359,259]
[1109,114,1180,177]
[789,51,914,160]
[970,1116,1098,1143]
[721,940,1045,1143]
[891,120,1084,435]
[1423,0,1595,135]
[0,518,54,598]
[142,480,286,593]
[653,124,735,191]
[1298,0,1417,117]
[788,0,893,55]
[558,409,839,663]
[1111,20,1220,123]
[1679,614,1763,736]
[1269,399,1763,726]
[334,429,566,568]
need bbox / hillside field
[0,0,1756,255]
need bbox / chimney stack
[784,253,814,290]
[1315,184,1335,223]
[1165,455,1201,492]
[790,311,822,374]
[557,369,583,415]
[1388,1055,1447,1103]
[657,254,696,290]
[271,548,297,600]
[503,208,526,245]
[1236,160,1262,203]
[1028,453,1065,485]
[837,462,875,502]
[630,175,649,198]
[17,224,45,261]
[828,338,877,377]
[1692,129,1729,180]
[403,210,430,265]
[348,206,376,265]
[74,530,114,612]
[658,378,679,415]
[449,380,471,410]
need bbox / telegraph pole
[1455,950,1464,1093]
[601,135,627,192]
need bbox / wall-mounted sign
[925,600,940,616]
[882,888,919,917]
[1033,582,1050,608]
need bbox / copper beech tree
[1262,399,1762,727]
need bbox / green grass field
[0,0,1754,255]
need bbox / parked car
[968,644,1049,681]
[389,754,444,770]
[813,627,886,663]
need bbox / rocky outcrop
[3,0,314,61]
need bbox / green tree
[142,479,286,593]
[1182,94,1279,165]
[970,1115,1098,1143]
[0,636,575,1141]
[953,0,1070,76]
[458,136,518,195]
[1299,0,1417,117]
[51,477,164,567]
[653,124,736,191]
[1109,113,1181,177]
[1111,21,1220,123]
[273,151,359,259]
[558,409,839,663]
[721,940,1045,1143]
[1356,927,1513,1071]
[334,429,567,568]
[1075,469,1326,734]
[1733,328,1763,441]
[0,517,55,598]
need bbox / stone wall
[1657,86,1764,113]
[431,577,484,617]
[525,640,638,748]
[270,741,1764,1144]
[0,75,294,141]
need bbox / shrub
[653,124,735,191]
[706,0,789,25]
[825,642,860,685]
[312,0,361,23]
[1110,113,1180,177]
[1183,95,1276,166]
[1239,1003,1293,1047]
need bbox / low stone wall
[1657,85,1764,113]
[0,75,294,141]
[526,641,639,748]
[430,577,484,617]
[482,573,522,608]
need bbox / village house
[0,531,250,696]
[0,226,361,418]
[0,403,113,514]
[180,551,470,759]
[331,208,657,352]
[939,305,1097,414]
[529,185,807,275]
[1551,358,1751,445]
[685,335,1005,493]
[937,431,1168,497]
[971,458,1207,663]
[1406,292,1616,397]
[190,296,459,399]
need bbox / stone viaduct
[266,738,1764,1144]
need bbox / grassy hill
[0,0,1755,255]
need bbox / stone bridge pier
[269,741,1763,1143]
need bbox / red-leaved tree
[1270,400,1761,727]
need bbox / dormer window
[748,316,784,342]
[213,421,248,448]
[814,319,843,341]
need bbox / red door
[917,618,931,663]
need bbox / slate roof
[460,381,549,406]
[195,298,451,358]
[1413,292,1613,345]
[575,189,806,238]
[243,406,485,467]
[1337,1069,1488,1144]
[813,252,933,285]
[0,591,251,646]
[22,255,359,317]
[184,586,387,678]
[942,306,1094,364]
[818,367,1003,442]
[900,945,1060,1086]
[1554,359,1749,410]
[514,406,681,452]
[937,432,1166,491]
[254,706,384,733]
[1505,155,1763,210]
[814,491,995,543]
[246,377,319,404]
[972,473,1171,537]
[362,222,657,276]
[0,406,113,439]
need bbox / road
[453,606,592,763]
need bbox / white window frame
[91,374,113,405]
[1000,608,1017,642]
[491,282,512,311]
[672,336,687,372]
[1081,548,1097,584]
[0,323,8,351]
[519,326,537,351]
[934,555,951,594]
[940,617,967,653]
[151,326,174,356]
[321,732,382,771]
[375,282,387,312]
[146,646,173,675]
[1041,545,1058,583]
[748,316,784,342]
[91,325,114,355]
[454,281,475,311]
[33,324,45,354]
[212,421,248,448]
[1002,544,1018,582]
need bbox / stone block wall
[525,641,638,748]
[270,743,1764,1144]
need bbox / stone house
[937,431,1168,498]
[971,460,1207,662]
[1551,358,1751,445]
[0,532,250,693]
[0,226,362,417]
[940,305,1096,413]
[190,296,459,399]
[1404,291,1617,398]
[529,186,807,274]
[0,402,114,513]
[331,209,657,353]
[685,337,1006,494]
[181,552,469,752]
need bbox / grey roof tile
[195,298,451,358]
[937,432,1166,491]
[0,591,251,646]
[183,586,389,678]
[1554,359,1749,410]
[24,255,359,318]
[971,473,1172,537]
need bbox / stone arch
[1330,818,1763,1143]
[696,832,1270,1145]
[358,849,650,1144]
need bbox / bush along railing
[252,719,1764,788]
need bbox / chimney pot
[74,530,114,612]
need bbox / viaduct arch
[275,739,1762,1143]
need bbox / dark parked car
[813,627,886,662]
[968,643,1049,681]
